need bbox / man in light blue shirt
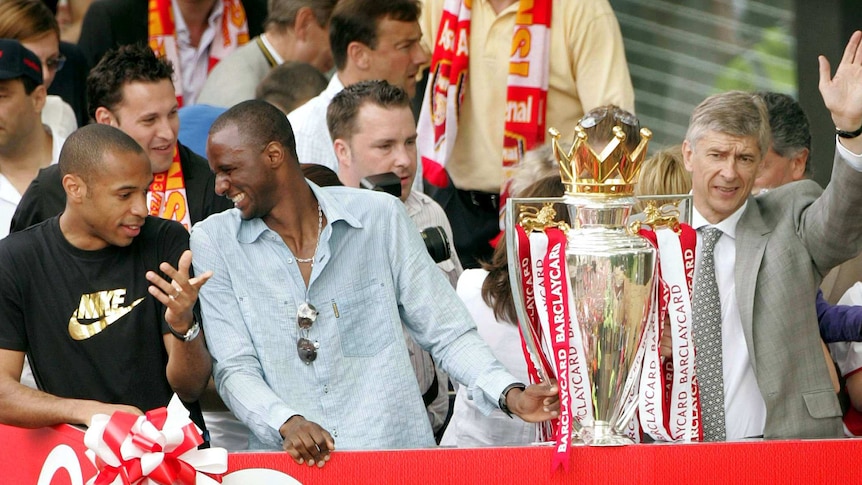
[191,100,558,467]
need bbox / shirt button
[333,429,338,437]
[287,258,294,264]
[323,385,329,394]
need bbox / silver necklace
[295,202,323,264]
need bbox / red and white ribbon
[541,227,574,471]
[638,225,701,442]
[84,395,227,485]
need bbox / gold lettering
[163,191,188,225]
[515,0,534,24]
[511,28,531,58]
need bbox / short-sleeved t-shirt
[0,215,203,426]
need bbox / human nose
[131,192,148,217]
[412,43,429,66]
[156,116,176,142]
[393,146,412,171]
[717,158,738,180]
[214,173,230,196]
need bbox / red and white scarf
[148,0,249,106]
[418,0,551,210]
[149,148,193,231]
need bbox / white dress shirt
[172,0,222,105]
[287,74,344,171]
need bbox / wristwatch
[836,125,862,139]
[168,318,201,342]
[498,382,526,418]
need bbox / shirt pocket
[335,278,396,358]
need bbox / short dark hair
[19,75,38,95]
[265,0,337,31]
[210,99,299,163]
[326,80,410,141]
[86,43,174,122]
[255,61,328,113]
[757,91,812,176]
[301,163,342,186]
[329,0,420,70]
[59,124,145,182]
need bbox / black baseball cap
[0,39,42,86]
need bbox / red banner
[9,423,862,485]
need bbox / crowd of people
[0,0,860,469]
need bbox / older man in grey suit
[681,31,862,441]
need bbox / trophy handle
[505,198,548,384]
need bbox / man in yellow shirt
[417,0,634,267]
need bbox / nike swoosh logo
[68,297,145,341]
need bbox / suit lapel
[734,197,771,373]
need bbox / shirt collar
[403,190,422,217]
[236,181,362,244]
[259,33,285,65]
[691,199,748,239]
[325,74,345,97]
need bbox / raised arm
[146,249,213,402]
[820,30,862,155]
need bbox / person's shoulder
[411,191,445,212]
[201,40,265,80]
[0,219,53,254]
[192,208,240,233]
[756,179,822,210]
[458,268,489,288]
[326,185,399,207]
[287,94,323,125]
[139,216,189,240]
[34,163,62,184]
[320,186,403,225]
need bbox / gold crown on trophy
[549,117,652,197]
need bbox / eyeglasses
[46,54,66,72]
[579,106,639,130]
[296,302,319,364]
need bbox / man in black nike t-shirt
[0,124,212,431]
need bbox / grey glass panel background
[608,0,796,150]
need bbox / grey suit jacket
[734,150,862,439]
[196,37,273,108]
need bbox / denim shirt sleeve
[191,222,297,447]
[386,198,518,415]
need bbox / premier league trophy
[507,114,655,447]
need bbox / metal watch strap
[836,125,862,139]
[168,318,201,342]
[498,382,526,418]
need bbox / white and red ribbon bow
[84,395,228,485]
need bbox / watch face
[184,322,201,341]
